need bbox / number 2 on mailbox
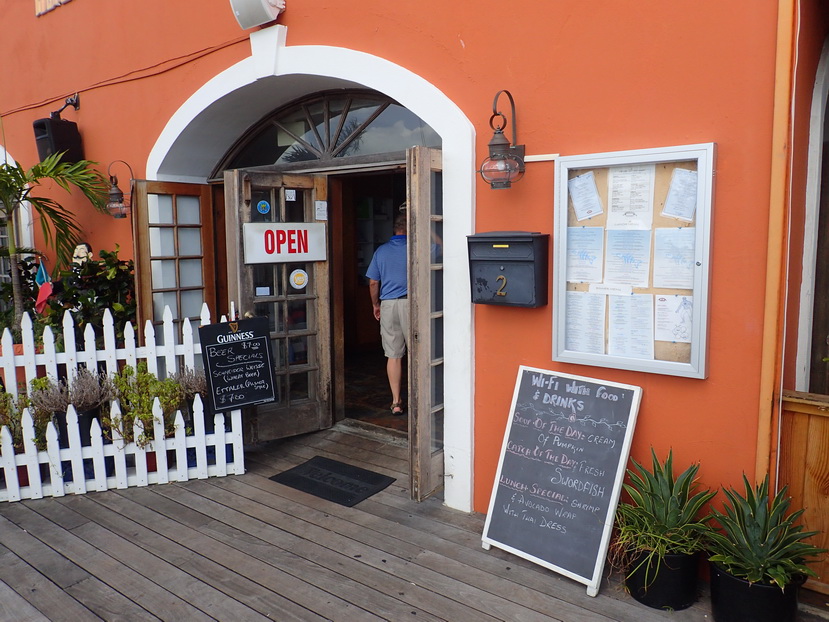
[496,274,507,296]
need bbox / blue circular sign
[256,200,271,215]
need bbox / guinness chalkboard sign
[482,366,641,596]
[199,317,277,413]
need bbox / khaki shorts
[380,298,409,358]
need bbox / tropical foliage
[0,152,107,331]
[611,449,716,579]
[708,474,827,589]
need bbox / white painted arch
[796,37,829,391]
[147,25,476,512]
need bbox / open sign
[243,222,327,264]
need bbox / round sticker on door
[289,269,308,289]
[256,200,271,215]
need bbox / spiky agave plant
[611,448,716,585]
[708,474,827,589]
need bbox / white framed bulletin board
[553,143,715,379]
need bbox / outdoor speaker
[32,117,84,163]
[229,0,283,29]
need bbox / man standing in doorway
[366,209,408,416]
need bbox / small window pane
[151,260,178,289]
[431,315,444,359]
[431,268,443,313]
[177,196,201,224]
[152,292,178,321]
[181,290,204,318]
[431,361,444,406]
[148,195,174,224]
[431,407,444,452]
[289,372,309,401]
[179,259,203,288]
[431,172,443,216]
[285,190,305,222]
[288,336,309,365]
[149,228,175,256]
[287,300,307,331]
[254,302,284,333]
[253,265,275,294]
[178,229,202,255]
[250,188,276,223]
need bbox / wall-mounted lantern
[478,90,525,189]
[106,160,134,219]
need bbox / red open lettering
[263,228,310,255]
[276,229,287,253]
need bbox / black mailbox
[467,231,549,308]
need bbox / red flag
[35,281,53,313]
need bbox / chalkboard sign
[482,366,641,597]
[199,317,277,413]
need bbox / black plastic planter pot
[625,551,699,610]
[709,562,803,622]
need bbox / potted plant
[28,376,69,448]
[171,367,207,424]
[108,362,183,448]
[30,368,114,447]
[610,448,716,611]
[707,474,827,622]
[0,389,53,486]
[0,391,27,452]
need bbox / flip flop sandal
[390,402,405,416]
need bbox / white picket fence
[0,305,244,503]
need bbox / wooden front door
[407,146,445,500]
[224,170,332,443]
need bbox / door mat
[269,456,396,507]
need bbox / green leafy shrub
[107,363,183,447]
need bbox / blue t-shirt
[366,235,407,300]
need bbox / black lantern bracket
[478,90,526,189]
[50,93,80,120]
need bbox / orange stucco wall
[0,0,807,513]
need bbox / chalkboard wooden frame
[482,366,642,597]
[199,316,277,413]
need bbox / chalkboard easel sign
[482,366,642,597]
[199,317,277,413]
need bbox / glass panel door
[133,181,215,372]
[224,171,332,442]
[408,146,444,501]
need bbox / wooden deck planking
[0,422,826,621]
[245,429,711,622]
[63,490,328,621]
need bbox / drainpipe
[757,0,797,483]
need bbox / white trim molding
[796,38,829,390]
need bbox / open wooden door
[408,146,445,500]
[224,170,332,443]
